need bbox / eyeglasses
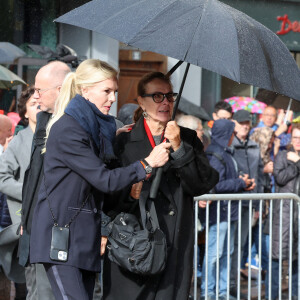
[142,93,178,103]
[34,86,58,97]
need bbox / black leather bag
[106,189,167,276]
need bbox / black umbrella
[255,88,300,112]
[56,0,300,101]
[177,97,211,121]
[55,0,300,197]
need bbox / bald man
[34,61,71,113]
[20,61,71,300]
[0,115,12,154]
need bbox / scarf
[64,94,116,161]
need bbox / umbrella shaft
[171,63,190,121]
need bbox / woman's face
[292,128,300,152]
[138,79,174,125]
[81,78,118,115]
[25,95,40,125]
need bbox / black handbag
[106,186,167,276]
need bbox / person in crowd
[199,119,254,300]
[0,114,13,154]
[176,114,204,141]
[229,110,264,298]
[267,123,300,300]
[0,86,39,225]
[212,101,233,121]
[250,105,292,151]
[19,61,71,300]
[250,126,279,296]
[0,86,40,300]
[102,71,218,300]
[175,113,206,282]
[206,100,233,140]
[29,60,171,300]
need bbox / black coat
[272,149,300,260]
[103,117,219,300]
[19,111,51,266]
[29,114,146,272]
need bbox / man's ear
[212,112,217,120]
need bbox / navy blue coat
[30,114,146,272]
[205,119,246,224]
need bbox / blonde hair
[250,127,274,164]
[43,59,118,152]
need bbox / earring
[142,111,148,118]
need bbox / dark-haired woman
[103,72,219,300]
[0,86,40,299]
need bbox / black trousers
[44,264,95,300]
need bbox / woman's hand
[145,142,171,168]
[101,237,108,256]
[116,123,134,136]
[130,181,143,199]
[164,121,181,151]
[198,200,212,208]
[287,151,300,163]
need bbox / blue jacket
[30,114,146,272]
[205,119,246,224]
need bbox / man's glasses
[34,86,57,97]
[142,93,178,103]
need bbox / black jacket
[103,117,218,300]
[272,149,300,260]
[19,111,51,266]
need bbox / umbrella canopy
[224,96,267,114]
[0,42,26,64]
[255,88,300,112]
[178,97,211,121]
[0,65,26,89]
[56,0,300,101]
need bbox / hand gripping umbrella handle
[149,63,190,199]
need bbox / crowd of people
[0,58,298,300]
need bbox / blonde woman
[29,59,171,300]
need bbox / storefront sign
[277,14,300,35]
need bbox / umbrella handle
[149,63,190,200]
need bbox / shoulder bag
[106,184,167,276]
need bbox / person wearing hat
[229,109,265,298]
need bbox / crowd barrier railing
[193,193,300,300]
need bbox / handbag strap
[139,181,160,231]
[43,177,90,228]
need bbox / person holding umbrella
[102,72,219,300]
[29,59,171,300]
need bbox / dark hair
[214,100,232,114]
[137,72,172,97]
[17,86,35,125]
[134,72,173,122]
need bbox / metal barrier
[193,193,300,300]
